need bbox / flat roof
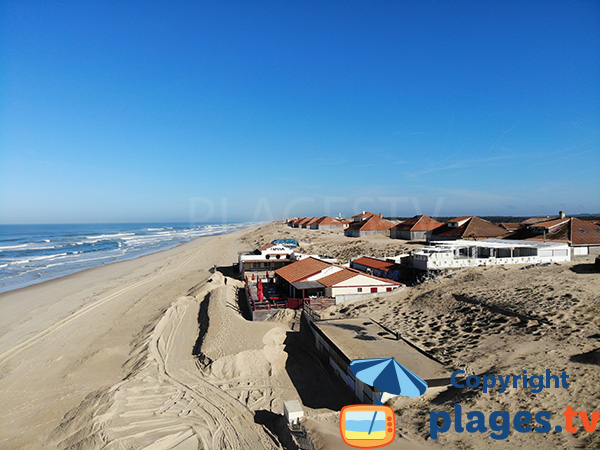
[425,239,569,250]
[312,318,447,381]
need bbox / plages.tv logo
[339,357,428,449]
[430,369,600,440]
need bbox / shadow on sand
[569,263,599,274]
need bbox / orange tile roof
[497,222,522,231]
[522,217,557,224]
[448,216,472,223]
[347,215,394,231]
[393,215,443,231]
[433,216,506,239]
[352,211,377,219]
[305,217,320,225]
[274,257,332,283]
[317,268,358,287]
[527,217,600,246]
[296,217,311,225]
[529,218,569,229]
[315,216,346,225]
[352,256,397,271]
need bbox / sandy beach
[1,222,599,449]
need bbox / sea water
[0,222,252,294]
[343,410,387,439]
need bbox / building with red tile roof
[301,217,319,228]
[310,216,351,230]
[390,215,443,240]
[275,257,332,284]
[289,217,308,228]
[350,256,402,280]
[274,257,402,301]
[429,216,507,242]
[525,217,600,258]
[344,215,395,237]
[351,211,377,222]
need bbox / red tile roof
[448,216,472,223]
[522,217,557,224]
[392,215,443,232]
[296,217,311,226]
[274,257,332,283]
[432,216,507,239]
[317,268,359,287]
[314,216,342,225]
[352,211,377,220]
[352,256,397,271]
[529,218,569,229]
[527,217,600,246]
[497,222,523,231]
[305,217,320,225]
[346,215,394,231]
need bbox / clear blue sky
[1,1,599,224]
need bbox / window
[357,288,363,293]
[386,287,393,292]
[370,287,378,293]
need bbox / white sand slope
[51,274,283,450]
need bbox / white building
[239,243,338,275]
[413,239,571,271]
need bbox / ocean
[0,222,252,294]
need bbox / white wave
[0,244,28,250]
[85,232,135,240]
[9,253,69,265]
[146,228,165,231]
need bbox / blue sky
[1,1,599,224]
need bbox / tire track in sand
[78,292,280,449]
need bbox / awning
[291,281,324,290]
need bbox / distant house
[390,215,443,241]
[295,217,310,228]
[290,217,306,228]
[525,217,600,259]
[310,216,350,230]
[302,217,319,229]
[429,216,507,242]
[351,211,378,222]
[350,256,402,281]
[274,257,402,302]
[344,215,394,238]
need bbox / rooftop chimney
[559,210,565,219]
